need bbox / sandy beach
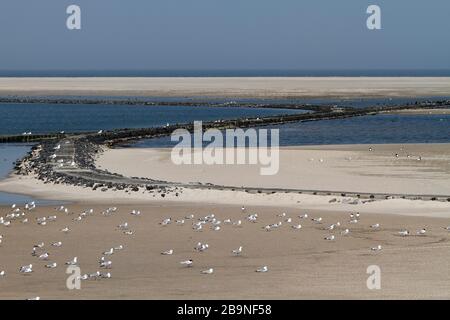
[96,144,450,197]
[2,202,450,300]
[0,77,450,99]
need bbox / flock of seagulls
[154,206,435,276]
[0,203,130,299]
[0,200,443,299]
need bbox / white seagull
[312,217,322,223]
[103,248,114,256]
[66,257,78,266]
[100,261,112,269]
[160,218,172,226]
[233,220,242,227]
[45,262,57,269]
[180,259,193,267]
[417,228,426,235]
[232,246,243,256]
[38,253,49,260]
[117,222,128,230]
[371,245,382,251]
[201,268,214,274]
[161,249,173,255]
[60,227,70,233]
[256,266,268,273]
[130,210,141,216]
[19,264,33,274]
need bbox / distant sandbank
[0,77,449,99]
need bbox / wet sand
[1,202,450,299]
[0,77,449,99]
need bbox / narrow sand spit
[96,144,450,197]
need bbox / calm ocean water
[133,113,450,147]
[0,103,305,135]
[2,69,450,77]
[0,144,63,205]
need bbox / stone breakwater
[8,99,450,200]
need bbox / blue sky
[0,0,449,71]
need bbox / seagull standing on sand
[117,222,128,230]
[312,217,322,223]
[0,270,5,277]
[370,223,380,229]
[19,264,33,274]
[34,242,45,249]
[160,218,172,226]
[38,253,49,260]
[195,242,209,252]
[417,228,426,235]
[233,220,242,227]
[103,248,114,256]
[100,261,112,269]
[161,249,173,255]
[232,246,243,256]
[371,245,382,251]
[201,268,214,274]
[45,262,57,269]
[341,229,349,235]
[292,224,302,230]
[180,259,193,267]
[299,213,308,219]
[256,266,268,273]
[130,210,141,216]
[398,230,410,237]
[324,235,335,241]
[66,257,78,266]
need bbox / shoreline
[2,142,450,218]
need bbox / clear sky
[0,0,449,72]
